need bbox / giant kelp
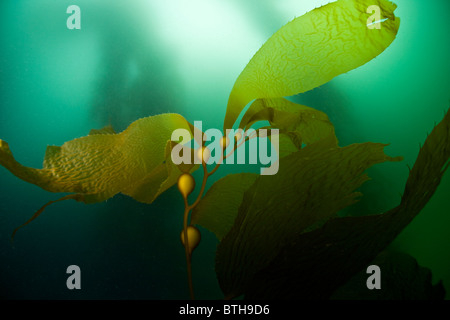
[2,0,445,300]
[224,0,399,131]
[209,108,450,299]
[202,138,402,297]
[0,114,197,237]
[0,114,198,205]
[241,98,338,151]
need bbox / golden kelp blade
[240,98,338,148]
[88,124,116,135]
[0,113,194,205]
[223,0,400,130]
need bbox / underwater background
[0,0,449,299]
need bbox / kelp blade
[227,108,450,299]
[191,173,258,240]
[224,0,400,130]
[215,137,402,297]
[0,113,195,205]
[240,98,338,148]
[330,251,445,300]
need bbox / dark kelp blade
[330,250,445,300]
[191,173,258,240]
[243,108,450,299]
[215,137,402,298]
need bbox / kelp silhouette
[2,0,446,299]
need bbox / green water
[0,0,449,299]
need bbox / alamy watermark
[366,5,388,29]
[171,121,280,175]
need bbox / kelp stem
[183,160,207,300]
[181,135,254,299]
[182,202,194,300]
[208,163,221,177]
[209,132,256,176]
[188,161,209,211]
